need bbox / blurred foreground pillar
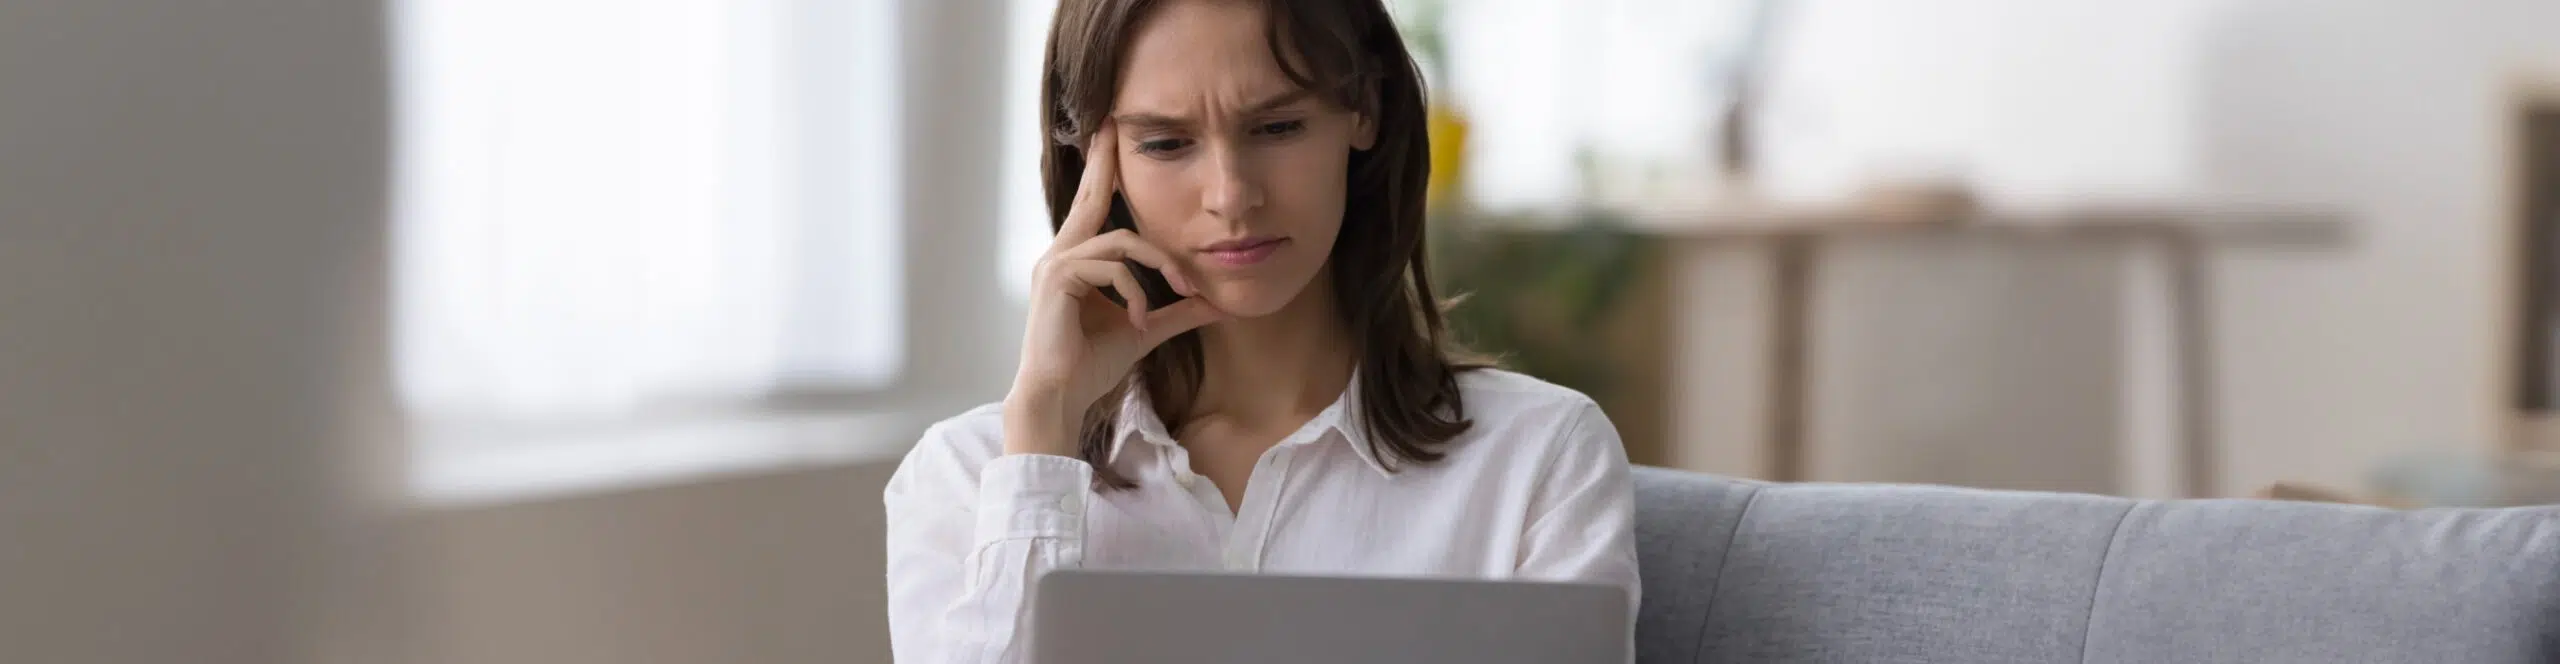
[0,1,397,663]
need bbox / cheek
[1259,143,1349,244]
[1118,164,1196,236]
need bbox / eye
[1251,119,1306,138]
[1134,137,1193,156]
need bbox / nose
[1200,140,1263,221]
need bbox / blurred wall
[0,1,391,663]
[411,462,900,664]
[1675,0,2560,497]
[1756,0,2220,206]
[2198,0,2560,497]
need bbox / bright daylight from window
[392,0,903,502]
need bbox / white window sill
[407,410,935,510]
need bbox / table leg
[1768,234,1815,482]
[2165,231,2222,497]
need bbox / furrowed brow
[1111,89,1316,130]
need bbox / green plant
[1431,211,1655,403]
[1400,1,1656,403]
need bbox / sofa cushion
[1631,467,2560,664]
[1631,467,1757,663]
[2081,499,2560,663]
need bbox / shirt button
[1224,550,1250,571]
[1174,471,1197,488]
[1056,494,1082,515]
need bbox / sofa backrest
[1630,467,2560,664]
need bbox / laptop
[1029,570,1631,664]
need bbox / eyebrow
[1112,89,1315,132]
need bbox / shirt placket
[1156,430,1318,573]
[1223,440,1310,573]
[1158,442,1236,565]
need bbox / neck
[1187,272,1355,429]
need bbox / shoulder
[884,402,1010,496]
[1456,367,1604,425]
[1452,368,1621,456]
[1439,368,1629,494]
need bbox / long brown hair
[1039,0,1481,488]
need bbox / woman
[883,0,1639,660]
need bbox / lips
[1200,236,1287,266]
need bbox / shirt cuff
[973,453,1094,545]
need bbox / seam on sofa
[2076,500,2141,664]
[1689,483,1763,664]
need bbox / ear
[1350,109,1378,152]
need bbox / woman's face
[1108,0,1374,319]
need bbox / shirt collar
[1104,369,1386,476]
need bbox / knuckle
[1034,258,1077,286]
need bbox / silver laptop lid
[1031,570,1629,664]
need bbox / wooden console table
[1573,203,2346,497]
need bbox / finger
[1059,259,1150,332]
[1054,121,1120,247]
[1058,229,1196,296]
[1139,298,1230,347]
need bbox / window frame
[396,0,1023,508]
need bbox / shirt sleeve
[883,422,1094,664]
[1514,400,1642,660]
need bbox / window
[394,0,905,503]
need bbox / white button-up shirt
[882,369,1640,663]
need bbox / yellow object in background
[1426,102,1468,210]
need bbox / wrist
[1001,388,1079,457]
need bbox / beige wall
[2198,0,2560,498]
[1755,0,2220,206]
[410,461,901,664]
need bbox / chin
[1198,283,1295,319]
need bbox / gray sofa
[1630,467,2560,663]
